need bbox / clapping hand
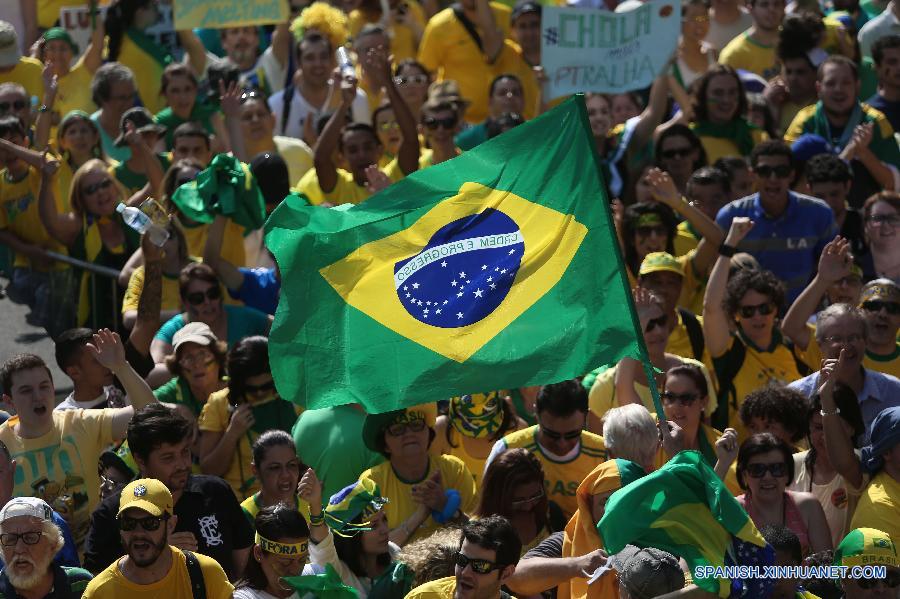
[411,469,446,511]
[298,467,324,515]
[85,329,127,372]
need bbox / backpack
[183,550,207,599]
[678,307,705,361]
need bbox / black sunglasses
[645,314,668,333]
[661,391,699,406]
[862,300,900,315]
[455,552,502,574]
[745,462,787,479]
[83,178,114,195]
[244,379,276,396]
[739,302,774,318]
[754,164,792,179]
[185,286,222,305]
[540,426,581,441]
[118,514,168,532]
[0,100,27,113]
[424,115,458,130]
[660,147,693,160]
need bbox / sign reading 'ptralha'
[541,0,681,99]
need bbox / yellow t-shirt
[0,408,115,546]
[82,546,234,599]
[500,425,606,519]
[0,166,68,269]
[668,312,717,390]
[417,3,512,124]
[437,427,493,487]
[360,454,477,544]
[1,57,44,99]
[588,357,718,422]
[405,576,458,599]
[318,161,406,206]
[121,265,183,314]
[698,127,768,164]
[795,323,900,379]
[273,135,313,187]
[849,471,900,542]
[673,220,699,258]
[181,219,247,268]
[719,32,779,80]
[117,34,166,115]
[240,492,311,529]
[294,168,326,206]
[55,58,97,121]
[349,1,427,63]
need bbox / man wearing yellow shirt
[313,50,419,206]
[418,0,511,124]
[404,516,520,599]
[718,0,784,80]
[0,22,43,101]
[82,478,234,599]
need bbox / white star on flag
[473,289,483,298]
[457,312,464,319]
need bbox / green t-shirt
[153,375,204,416]
[155,103,218,149]
[291,405,385,499]
[113,153,172,196]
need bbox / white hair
[603,404,659,466]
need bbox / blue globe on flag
[393,209,524,328]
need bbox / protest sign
[59,4,108,59]
[174,0,288,29]
[540,0,681,99]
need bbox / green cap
[42,27,79,53]
[834,528,897,568]
[324,478,388,536]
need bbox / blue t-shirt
[228,267,280,315]
[154,305,269,347]
[716,192,838,304]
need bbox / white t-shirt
[705,9,753,51]
[55,386,129,411]
[268,86,371,139]
[232,564,321,599]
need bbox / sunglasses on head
[424,115,458,130]
[645,314,668,333]
[0,100,27,113]
[455,552,502,574]
[185,286,222,305]
[0,531,42,547]
[394,74,429,86]
[754,164,792,179]
[745,461,787,479]
[661,391,699,406]
[857,569,900,590]
[738,302,774,318]
[660,147,693,160]
[862,300,900,315]
[386,418,426,437]
[244,379,276,396]
[83,178,114,195]
[118,514,168,532]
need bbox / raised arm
[33,67,57,151]
[219,80,245,162]
[820,350,864,489]
[313,69,356,193]
[35,151,82,247]
[82,13,106,73]
[123,122,165,200]
[128,235,163,357]
[782,237,852,350]
[203,214,245,291]
[702,217,754,357]
[365,50,420,176]
[177,29,208,77]
[270,21,292,73]
[473,0,504,63]
[629,71,671,153]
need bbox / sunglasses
[857,570,900,590]
[178,352,215,369]
[635,225,667,238]
[378,121,399,131]
[866,214,900,228]
[745,461,787,479]
[244,380,276,396]
[753,164,792,179]
[645,314,668,333]
[455,552,502,574]
[660,147,693,160]
[661,391,699,406]
[394,74,429,86]
[0,531,42,547]
[386,418,426,437]
[540,426,581,441]
[424,115,458,130]
[510,489,545,508]
[738,302,774,318]
[118,514,167,532]
[862,300,900,315]
[185,286,222,305]
[83,178,114,195]
[0,100,27,113]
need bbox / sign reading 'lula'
[541,0,681,98]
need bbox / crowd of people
[0,0,899,596]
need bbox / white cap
[0,21,20,69]
[0,497,53,524]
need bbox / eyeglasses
[745,461,787,478]
[393,74,429,86]
[862,300,900,315]
[424,115,458,130]
[178,352,215,369]
[118,514,168,532]
[866,214,900,228]
[821,333,863,345]
[0,100,27,113]
[661,391,699,406]
[510,489,545,508]
[540,425,582,441]
[645,314,668,333]
[857,569,900,590]
[378,121,399,131]
[0,531,43,547]
[185,286,222,305]
[660,147,693,160]
[386,418,426,437]
[455,552,502,574]
[738,302,774,318]
[244,379,276,396]
[83,178,114,195]
[753,164,792,179]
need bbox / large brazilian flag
[265,95,652,413]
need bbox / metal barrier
[45,251,122,332]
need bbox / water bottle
[140,198,170,229]
[116,203,169,247]
[336,46,356,80]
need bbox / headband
[256,532,309,559]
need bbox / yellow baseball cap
[859,280,900,305]
[639,252,684,278]
[118,478,173,517]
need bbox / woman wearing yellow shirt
[349,0,426,62]
[690,65,767,164]
[36,27,103,125]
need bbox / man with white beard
[0,497,92,598]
